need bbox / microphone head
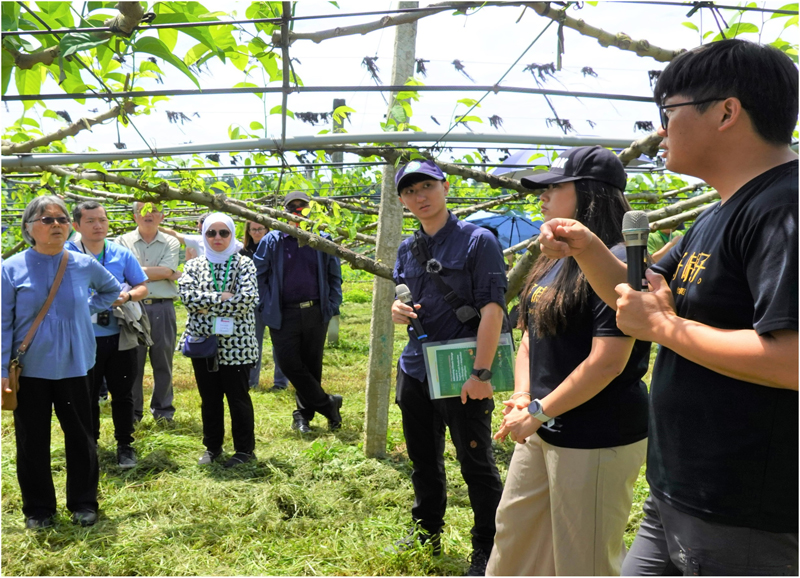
[395,283,412,302]
[622,210,649,231]
[622,210,649,247]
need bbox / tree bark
[364,2,418,459]
[646,189,719,225]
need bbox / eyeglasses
[250,227,266,233]
[29,216,69,225]
[205,229,231,238]
[658,97,727,130]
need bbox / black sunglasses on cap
[205,229,231,238]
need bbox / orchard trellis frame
[2,0,797,456]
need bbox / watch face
[528,400,541,415]
[473,368,492,381]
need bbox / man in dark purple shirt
[253,192,344,434]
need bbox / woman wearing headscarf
[1,195,120,529]
[240,220,289,391]
[178,213,259,468]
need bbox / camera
[97,310,110,327]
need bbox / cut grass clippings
[1,279,654,575]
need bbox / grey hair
[21,195,71,246]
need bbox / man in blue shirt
[67,202,149,469]
[253,192,344,434]
[391,160,506,576]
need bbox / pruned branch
[40,166,394,280]
[649,203,715,231]
[2,239,27,259]
[646,189,719,224]
[2,43,60,69]
[617,132,662,166]
[275,2,684,62]
[452,189,531,217]
[2,102,136,155]
[505,238,541,301]
[104,1,146,37]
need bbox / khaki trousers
[486,434,646,576]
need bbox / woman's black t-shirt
[527,244,650,449]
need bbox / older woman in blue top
[1,195,119,530]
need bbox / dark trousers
[191,360,255,454]
[14,375,98,519]
[134,300,176,420]
[250,314,288,388]
[396,367,503,552]
[269,304,337,422]
[89,334,137,446]
[622,494,798,576]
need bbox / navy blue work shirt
[282,234,320,304]
[393,211,508,381]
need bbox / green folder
[422,333,515,399]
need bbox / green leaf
[270,105,294,119]
[1,2,19,32]
[681,21,699,32]
[250,121,264,130]
[15,68,42,110]
[183,43,210,66]
[233,81,258,89]
[59,32,108,58]
[771,4,798,19]
[333,105,356,123]
[159,27,179,52]
[1,51,12,94]
[455,115,483,123]
[227,46,249,71]
[457,98,480,108]
[134,36,201,89]
[20,117,39,128]
[784,14,799,29]
[258,53,280,82]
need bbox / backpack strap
[409,231,481,332]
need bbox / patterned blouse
[178,254,259,365]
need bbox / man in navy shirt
[391,160,506,576]
[67,201,149,469]
[253,192,344,434]
[539,39,797,575]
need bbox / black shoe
[291,416,312,433]
[117,445,137,470]
[71,510,98,527]
[25,516,54,530]
[223,451,256,468]
[466,547,491,576]
[270,383,288,391]
[198,449,222,465]
[390,527,442,556]
[328,394,343,431]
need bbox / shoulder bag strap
[16,250,69,357]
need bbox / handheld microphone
[395,284,428,341]
[622,211,650,292]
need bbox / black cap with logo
[520,145,627,192]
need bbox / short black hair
[654,39,798,145]
[397,173,443,195]
[73,200,106,224]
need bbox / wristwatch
[471,368,492,382]
[527,398,553,423]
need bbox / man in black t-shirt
[539,40,798,575]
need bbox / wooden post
[363,1,418,458]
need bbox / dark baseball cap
[520,146,627,192]
[395,159,445,193]
[283,191,311,208]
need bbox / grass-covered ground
[1,279,652,576]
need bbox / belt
[142,298,172,305]
[284,299,319,309]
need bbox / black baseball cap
[283,191,311,208]
[520,146,627,192]
[395,159,445,193]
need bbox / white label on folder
[90,313,98,323]
[213,317,235,335]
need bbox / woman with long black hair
[487,147,650,576]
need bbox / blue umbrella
[465,210,542,252]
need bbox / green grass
[1,280,653,575]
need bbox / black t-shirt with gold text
[650,160,798,533]
[527,244,650,449]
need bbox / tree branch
[617,132,662,166]
[42,166,394,280]
[649,203,715,231]
[646,189,719,225]
[2,102,136,155]
[2,43,60,69]
[104,1,146,37]
[275,2,684,62]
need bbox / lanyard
[208,256,233,292]
[82,240,106,266]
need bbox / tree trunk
[363,1,417,459]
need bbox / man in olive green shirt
[117,203,181,422]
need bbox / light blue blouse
[2,249,120,380]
